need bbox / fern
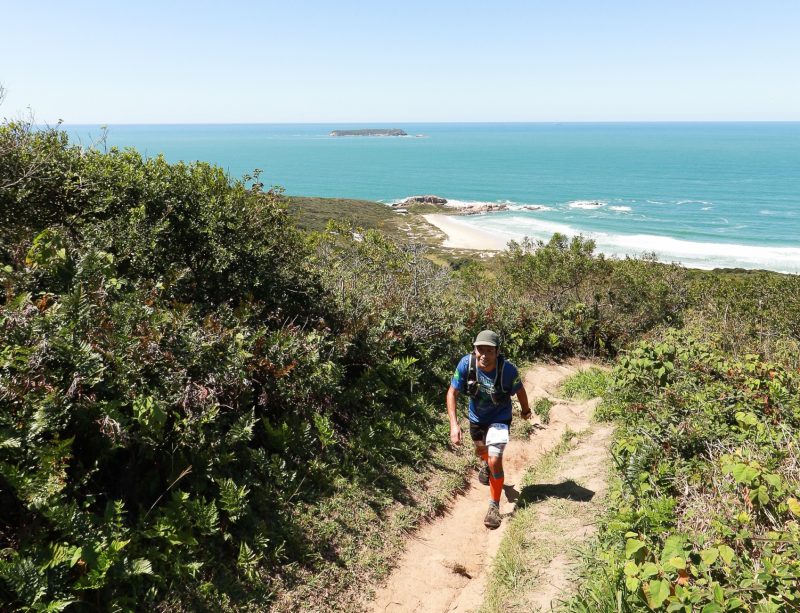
[226,409,255,446]
[126,558,153,576]
[187,497,220,536]
[0,555,47,606]
[312,412,336,449]
[36,599,78,612]
[61,285,94,326]
[0,433,21,449]
[237,541,261,583]
[217,478,250,523]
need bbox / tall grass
[559,367,610,400]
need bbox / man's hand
[450,423,462,446]
[520,405,532,419]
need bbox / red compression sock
[489,470,504,504]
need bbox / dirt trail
[369,359,610,613]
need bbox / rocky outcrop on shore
[397,195,449,205]
[392,195,510,215]
[461,203,509,215]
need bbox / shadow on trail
[506,480,595,508]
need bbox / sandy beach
[423,214,512,251]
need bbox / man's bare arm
[446,386,462,445]
[517,387,531,419]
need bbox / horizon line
[54,119,800,126]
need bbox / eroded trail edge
[370,360,612,613]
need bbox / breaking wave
[456,216,800,273]
[567,200,606,209]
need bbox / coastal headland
[287,194,516,258]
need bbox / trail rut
[369,359,611,612]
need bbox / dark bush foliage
[1,116,507,610]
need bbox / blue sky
[2,0,799,123]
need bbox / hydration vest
[466,354,511,405]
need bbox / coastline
[62,124,800,274]
[423,212,800,274]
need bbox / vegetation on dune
[686,271,800,366]
[3,116,800,611]
[285,196,398,233]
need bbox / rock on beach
[461,203,509,215]
[394,196,509,215]
[398,195,449,206]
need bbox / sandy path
[517,420,614,611]
[369,359,606,613]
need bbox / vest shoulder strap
[470,353,509,393]
[494,355,507,393]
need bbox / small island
[330,128,407,137]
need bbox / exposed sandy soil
[368,359,611,613]
[422,214,509,251]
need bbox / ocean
[64,123,800,273]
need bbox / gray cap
[473,330,500,347]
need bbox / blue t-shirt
[450,354,523,424]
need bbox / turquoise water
[65,123,800,272]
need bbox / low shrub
[566,331,800,611]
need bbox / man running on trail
[447,330,531,529]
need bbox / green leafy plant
[565,333,800,612]
[533,397,553,425]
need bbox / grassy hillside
[285,195,496,269]
[285,196,399,233]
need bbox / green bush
[0,122,468,610]
[566,331,800,611]
[497,234,688,358]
